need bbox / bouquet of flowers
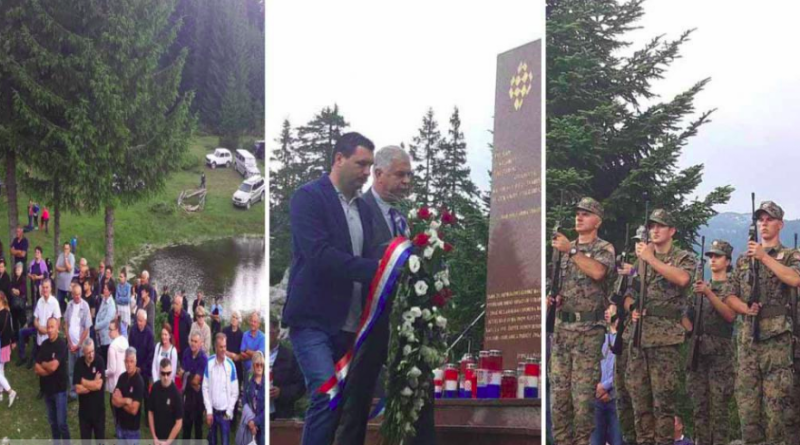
[381,205,457,444]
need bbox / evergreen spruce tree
[269,119,301,283]
[296,105,349,182]
[435,107,479,212]
[546,0,732,250]
[3,0,193,263]
[408,108,442,207]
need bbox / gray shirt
[55,252,75,292]
[336,187,364,333]
[371,188,395,235]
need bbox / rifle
[632,201,650,350]
[545,214,565,334]
[748,193,761,342]
[686,236,706,371]
[610,224,632,355]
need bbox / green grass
[0,134,264,439]
[0,135,265,269]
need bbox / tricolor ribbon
[318,236,413,410]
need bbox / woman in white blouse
[152,324,178,384]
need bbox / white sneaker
[8,390,16,408]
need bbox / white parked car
[234,149,260,178]
[205,148,232,169]
[232,175,265,209]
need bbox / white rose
[403,311,415,323]
[435,280,444,292]
[401,387,413,397]
[429,220,441,230]
[436,239,445,250]
[424,246,435,259]
[422,308,432,320]
[410,307,422,318]
[426,229,440,244]
[408,210,416,220]
[414,281,429,296]
[408,255,421,273]
[435,316,447,329]
[403,345,413,356]
[408,366,423,378]
[442,275,450,287]
[429,208,438,217]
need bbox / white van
[235,149,260,178]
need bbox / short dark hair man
[283,131,380,445]
[148,358,184,444]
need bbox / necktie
[389,208,409,238]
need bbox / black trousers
[183,388,204,439]
[335,299,437,445]
[79,414,105,440]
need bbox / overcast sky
[265,1,544,193]
[627,0,800,216]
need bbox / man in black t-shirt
[73,338,106,440]
[34,317,70,440]
[149,358,185,443]
[112,347,145,442]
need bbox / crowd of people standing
[0,227,266,444]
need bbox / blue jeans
[45,392,70,440]
[116,426,140,444]
[68,348,82,398]
[591,398,623,445]
[18,327,38,358]
[289,327,354,445]
[209,410,231,445]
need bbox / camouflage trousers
[788,360,800,445]
[687,352,734,445]
[626,344,680,445]
[736,331,793,444]
[551,327,604,445]
[614,343,637,444]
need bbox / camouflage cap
[647,208,674,227]
[755,201,784,221]
[575,197,604,219]
[705,239,733,259]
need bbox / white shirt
[69,303,82,345]
[202,355,239,417]
[34,295,62,345]
[152,343,178,383]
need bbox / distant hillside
[697,212,800,259]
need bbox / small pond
[139,236,266,319]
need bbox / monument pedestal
[269,399,541,445]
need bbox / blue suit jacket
[282,174,379,334]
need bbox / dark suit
[283,173,378,334]
[335,188,437,445]
[271,344,306,420]
[284,173,380,445]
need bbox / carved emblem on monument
[508,61,533,111]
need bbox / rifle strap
[644,306,682,320]
[558,309,605,323]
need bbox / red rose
[441,210,456,225]
[417,206,432,220]
[413,233,430,247]
[443,243,454,253]
[440,288,453,299]
[432,293,447,307]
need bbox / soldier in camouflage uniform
[622,209,696,445]
[723,201,800,444]
[686,239,737,445]
[549,197,616,445]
